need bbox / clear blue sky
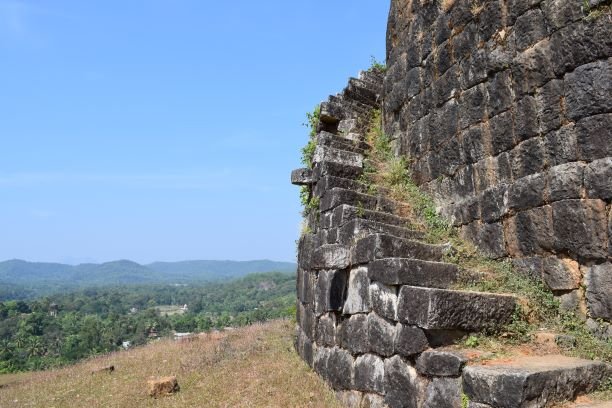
[0,0,388,264]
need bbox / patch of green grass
[300,105,321,168]
[368,56,386,73]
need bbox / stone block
[299,302,316,339]
[343,266,371,314]
[576,113,612,161]
[320,188,377,212]
[433,66,460,107]
[362,394,387,408]
[394,324,430,357]
[511,39,555,96]
[327,347,355,390]
[311,244,351,270]
[565,59,612,122]
[416,350,467,377]
[369,258,460,289]
[552,199,608,260]
[542,0,584,28]
[424,377,462,408]
[368,313,396,357]
[481,185,508,223]
[477,0,502,40]
[291,168,314,185]
[504,206,554,257]
[514,8,548,51]
[535,79,563,135]
[549,162,584,202]
[585,263,612,321]
[585,157,612,201]
[353,234,445,265]
[439,137,465,176]
[312,145,363,168]
[339,314,369,355]
[487,70,512,116]
[462,125,486,164]
[488,110,514,155]
[510,137,545,179]
[459,83,486,130]
[459,49,488,90]
[542,257,581,291]
[460,221,507,259]
[315,269,347,314]
[384,355,419,408]
[514,96,539,142]
[512,256,544,281]
[507,173,546,211]
[297,268,315,304]
[544,124,577,166]
[336,390,363,408]
[463,355,611,408]
[297,233,318,270]
[550,18,611,76]
[435,41,453,77]
[354,354,385,393]
[397,286,516,331]
[316,313,337,347]
[370,281,398,321]
[453,22,478,61]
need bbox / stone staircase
[291,70,610,408]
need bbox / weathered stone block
[459,84,486,130]
[576,113,612,161]
[311,244,351,270]
[291,168,314,185]
[510,138,545,179]
[416,350,467,377]
[542,257,581,291]
[463,356,611,408]
[477,0,502,40]
[544,124,577,166]
[313,145,363,168]
[565,59,612,122]
[370,281,398,321]
[542,0,584,29]
[316,313,337,347]
[453,22,478,61]
[511,39,555,96]
[459,49,488,90]
[487,70,512,116]
[354,354,385,393]
[535,79,563,135]
[514,96,539,142]
[368,313,396,357]
[327,347,355,390]
[584,157,612,201]
[514,8,548,51]
[315,269,347,314]
[397,286,516,331]
[460,221,507,259]
[552,199,608,260]
[394,324,430,357]
[344,266,371,314]
[462,125,486,164]
[339,314,369,355]
[504,206,554,257]
[433,67,460,108]
[481,185,508,223]
[507,173,546,211]
[299,302,317,339]
[297,268,315,304]
[297,233,318,270]
[353,234,445,265]
[424,377,462,408]
[384,355,419,408]
[488,110,514,155]
[548,162,584,202]
[585,263,612,321]
[369,258,460,288]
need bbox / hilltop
[0,320,341,408]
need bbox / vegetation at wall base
[362,110,612,364]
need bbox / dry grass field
[0,319,341,408]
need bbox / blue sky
[0,0,388,264]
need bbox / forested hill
[0,259,296,300]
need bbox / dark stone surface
[316,313,337,347]
[576,113,612,161]
[339,314,369,355]
[552,199,608,261]
[354,354,385,393]
[320,188,377,212]
[487,70,512,117]
[544,124,578,166]
[585,263,612,321]
[311,244,351,270]
[424,377,462,408]
[368,313,396,357]
[327,347,355,390]
[565,59,612,122]
[510,137,545,179]
[514,96,539,142]
[511,40,556,96]
[291,168,314,185]
[504,206,554,257]
[416,350,467,377]
[397,286,516,331]
[343,266,371,314]
[584,158,612,201]
[549,162,584,202]
[542,257,581,291]
[384,355,419,408]
[463,356,611,408]
[507,173,546,211]
[514,8,548,51]
[488,110,514,155]
[535,79,563,135]
[460,221,507,259]
[315,269,347,314]
[481,185,508,223]
[370,281,398,321]
[394,324,430,357]
[352,234,445,265]
[368,258,459,288]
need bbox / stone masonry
[384,0,612,331]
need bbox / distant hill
[0,259,296,300]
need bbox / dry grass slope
[0,319,341,408]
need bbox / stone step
[313,176,369,197]
[318,131,370,152]
[291,168,314,186]
[397,286,516,331]
[463,355,611,408]
[320,95,376,124]
[313,146,363,168]
[320,188,378,212]
[313,161,363,180]
[344,77,380,107]
[337,219,426,245]
[324,204,413,230]
[359,69,385,88]
[353,234,447,263]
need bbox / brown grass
[0,320,342,408]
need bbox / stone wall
[383,0,611,327]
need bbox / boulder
[147,376,180,398]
